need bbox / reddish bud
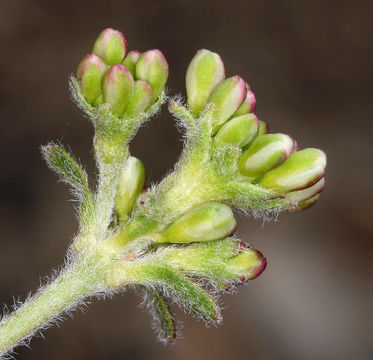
[76,54,107,105]
[103,64,134,115]
[92,28,128,66]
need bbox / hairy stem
[94,158,126,239]
[0,254,105,357]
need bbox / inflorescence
[0,28,327,353]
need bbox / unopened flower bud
[232,86,256,117]
[257,120,269,136]
[103,64,134,115]
[122,50,141,77]
[135,49,168,104]
[285,177,325,202]
[92,28,128,66]
[207,76,247,133]
[259,148,327,193]
[156,202,236,244]
[214,114,258,148]
[238,134,294,178]
[294,194,320,211]
[228,249,266,280]
[186,49,225,117]
[114,156,145,223]
[122,80,152,118]
[76,54,107,105]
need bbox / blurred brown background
[0,0,372,359]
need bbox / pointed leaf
[144,287,177,344]
[41,144,94,227]
[142,265,220,323]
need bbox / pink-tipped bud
[238,133,294,178]
[135,49,169,104]
[92,28,128,66]
[259,148,327,193]
[232,85,257,117]
[228,248,267,280]
[207,75,247,133]
[186,49,225,117]
[214,113,259,148]
[249,250,267,280]
[103,64,134,116]
[76,54,107,105]
[122,50,141,77]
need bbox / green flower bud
[159,239,266,287]
[259,148,327,193]
[92,28,128,66]
[103,64,134,116]
[228,249,266,281]
[285,177,325,202]
[214,114,258,148]
[232,86,256,117]
[115,156,145,223]
[76,54,107,105]
[122,80,152,118]
[294,194,320,211]
[122,50,141,77]
[185,49,225,117]
[156,202,236,244]
[207,76,247,133]
[257,120,269,136]
[135,49,168,104]
[238,134,294,178]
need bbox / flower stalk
[0,252,105,355]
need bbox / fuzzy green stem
[0,255,105,356]
[94,156,127,239]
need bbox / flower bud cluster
[113,176,266,288]
[236,134,326,208]
[63,34,328,346]
[113,165,265,282]
[76,28,168,118]
[111,175,266,334]
[259,148,326,208]
[102,45,327,343]
[184,49,326,210]
[186,50,257,130]
[171,204,265,280]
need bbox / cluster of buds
[0,27,329,358]
[76,28,168,119]
[108,155,267,343]
[112,161,267,285]
[41,30,327,347]
[182,49,326,211]
[152,201,267,285]
[101,45,327,342]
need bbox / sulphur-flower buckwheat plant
[0,28,327,356]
